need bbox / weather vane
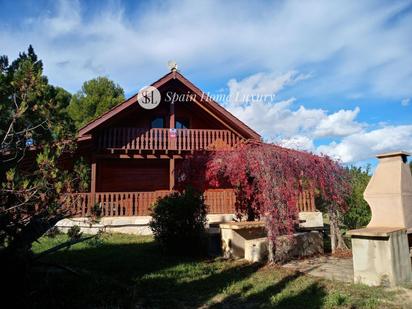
[167,60,178,72]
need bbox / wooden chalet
[70,69,316,218]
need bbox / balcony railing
[65,190,315,218]
[66,189,236,217]
[96,128,242,151]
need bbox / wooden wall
[98,81,227,131]
[97,159,169,192]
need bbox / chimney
[364,151,412,230]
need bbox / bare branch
[34,235,97,261]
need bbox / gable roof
[78,71,261,140]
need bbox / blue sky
[1,0,411,166]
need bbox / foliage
[343,165,372,229]
[177,141,350,259]
[149,187,207,255]
[68,76,125,128]
[67,225,82,240]
[0,45,75,164]
[0,46,88,284]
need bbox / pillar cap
[376,151,410,159]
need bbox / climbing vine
[177,141,350,260]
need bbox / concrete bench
[219,221,268,262]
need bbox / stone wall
[274,231,324,263]
[56,214,235,236]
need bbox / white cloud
[317,125,412,163]
[401,98,410,106]
[0,0,411,100]
[225,72,363,140]
[225,71,411,164]
[313,107,364,137]
[227,71,309,104]
[278,135,315,152]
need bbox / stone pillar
[348,227,412,286]
[348,151,412,286]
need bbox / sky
[1,0,411,167]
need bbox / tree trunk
[329,208,348,253]
[266,222,276,263]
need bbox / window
[176,119,190,129]
[151,117,164,128]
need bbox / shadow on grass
[27,236,328,308]
[135,262,263,308]
[27,239,193,308]
[209,271,327,309]
[27,237,263,308]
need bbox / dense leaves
[0,46,75,164]
[178,141,351,259]
[149,187,207,255]
[343,166,371,229]
[0,46,88,276]
[68,77,125,128]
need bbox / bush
[343,166,371,229]
[149,187,207,255]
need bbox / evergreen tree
[68,77,125,128]
[0,47,88,288]
[0,45,75,164]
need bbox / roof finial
[167,60,178,72]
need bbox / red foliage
[177,140,350,252]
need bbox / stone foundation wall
[56,214,235,236]
[274,231,324,263]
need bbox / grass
[26,233,403,308]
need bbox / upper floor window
[151,117,164,128]
[176,119,190,129]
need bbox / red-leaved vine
[177,140,351,260]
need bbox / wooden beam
[119,154,132,159]
[91,157,97,193]
[169,158,175,190]
[170,101,175,128]
[190,97,244,139]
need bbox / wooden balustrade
[97,128,242,151]
[297,190,316,212]
[66,189,315,217]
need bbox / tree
[68,77,125,128]
[177,141,350,261]
[0,45,75,164]
[343,166,371,229]
[0,46,88,286]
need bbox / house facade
[64,69,316,231]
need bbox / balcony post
[169,101,176,150]
[169,158,175,190]
[90,156,97,210]
[169,101,175,129]
[91,156,96,193]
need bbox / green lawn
[28,233,403,308]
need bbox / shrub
[343,166,371,229]
[149,187,207,255]
[67,225,82,240]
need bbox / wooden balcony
[66,189,236,217]
[96,128,243,152]
[65,190,315,218]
